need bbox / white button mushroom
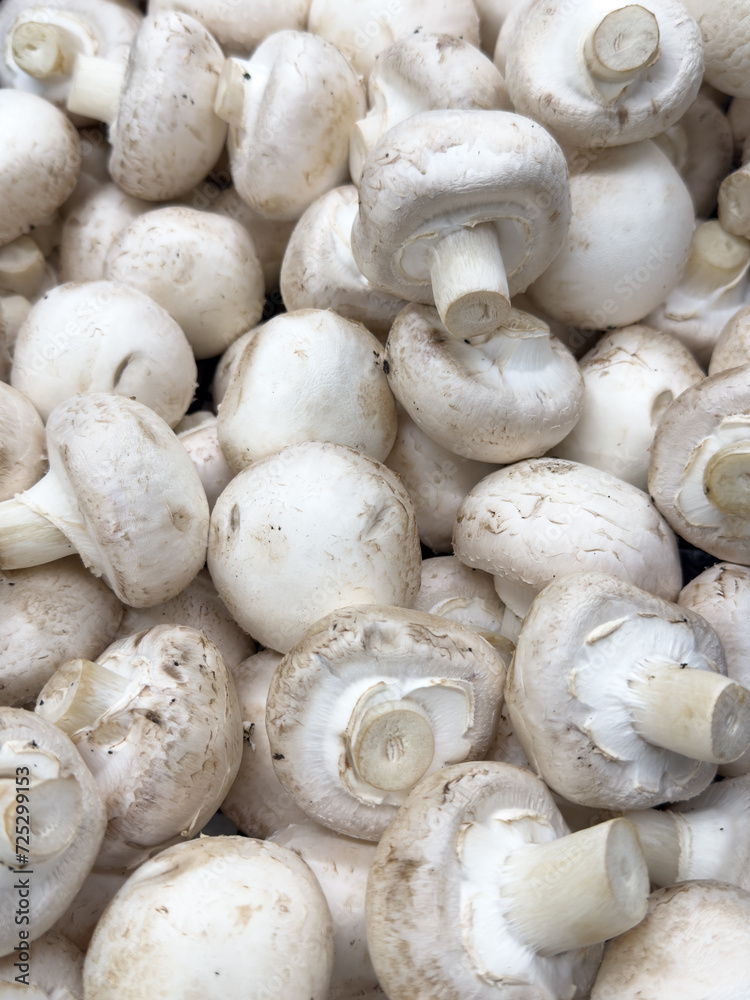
[649,365,750,563]
[506,572,750,810]
[36,624,243,870]
[0,381,46,502]
[367,761,649,1000]
[66,12,227,201]
[207,441,421,652]
[711,304,750,374]
[503,0,703,148]
[0,930,83,998]
[411,555,502,614]
[82,837,335,1000]
[104,205,265,359]
[176,417,234,512]
[352,110,571,340]
[681,0,750,98]
[266,604,508,840]
[385,303,583,463]
[214,31,366,222]
[10,281,197,425]
[0,393,210,608]
[148,0,309,53]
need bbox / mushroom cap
[82,836,334,1000]
[0,90,81,248]
[385,303,583,463]
[266,604,507,840]
[51,868,128,951]
[710,304,750,374]
[147,0,309,52]
[454,457,682,619]
[366,761,604,1000]
[216,309,398,469]
[0,930,83,997]
[590,881,750,999]
[504,0,704,148]
[352,110,571,308]
[552,324,703,490]
[210,186,295,290]
[279,185,406,339]
[411,555,500,613]
[506,572,726,809]
[176,419,234,512]
[35,393,209,607]
[649,365,750,562]
[0,557,123,707]
[0,708,106,954]
[104,205,265,359]
[527,140,695,329]
[109,12,227,200]
[682,0,750,98]
[0,380,47,501]
[11,281,197,426]
[207,441,421,652]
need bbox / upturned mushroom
[82,837,334,1000]
[505,572,750,809]
[649,365,750,562]
[0,708,106,954]
[104,205,265,359]
[0,393,210,607]
[214,31,366,222]
[36,624,243,870]
[207,441,421,652]
[66,11,227,200]
[502,0,703,148]
[352,110,571,340]
[349,32,511,186]
[453,457,682,628]
[10,281,197,425]
[384,303,583,463]
[367,761,649,1000]
[266,604,508,840]
[0,381,46,501]
[216,309,397,469]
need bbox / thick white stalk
[430,224,511,339]
[623,808,681,886]
[349,113,385,186]
[584,5,660,85]
[11,20,84,79]
[628,661,750,763]
[703,441,750,515]
[0,474,76,570]
[349,700,435,791]
[683,219,750,296]
[501,818,649,956]
[67,55,126,123]
[0,236,46,299]
[36,658,131,735]
[0,772,82,865]
[213,58,246,128]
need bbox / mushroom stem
[429,223,512,340]
[501,818,649,956]
[719,166,750,240]
[623,808,681,886]
[213,58,246,129]
[0,236,46,298]
[0,773,82,865]
[0,477,76,570]
[682,220,750,297]
[584,5,661,85]
[349,114,384,186]
[703,441,750,516]
[628,661,750,763]
[11,20,84,79]
[36,658,131,735]
[66,55,126,124]
[350,700,435,791]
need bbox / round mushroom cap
[0,381,46,501]
[11,281,197,425]
[211,186,296,290]
[216,309,398,469]
[506,572,727,809]
[454,457,682,619]
[109,12,227,200]
[682,0,750,98]
[590,881,750,1000]
[266,604,508,840]
[207,441,421,652]
[82,837,334,1000]
[147,0,309,52]
[0,90,81,248]
[104,205,265,359]
[39,393,210,607]
[528,140,695,330]
[0,557,123,707]
[504,0,704,148]
[411,555,500,613]
[352,110,571,311]
[649,366,750,563]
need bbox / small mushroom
[177,417,234,512]
[506,572,750,809]
[681,0,750,98]
[0,393,210,608]
[0,708,106,954]
[649,365,750,562]
[66,12,227,200]
[10,281,197,425]
[351,110,571,340]
[104,205,265,360]
[59,182,150,283]
[411,555,501,614]
[367,761,649,1000]
[0,381,46,501]
[266,604,508,840]
[82,837,334,1000]
[207,441,421,652]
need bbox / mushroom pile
[3,0,750,997]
